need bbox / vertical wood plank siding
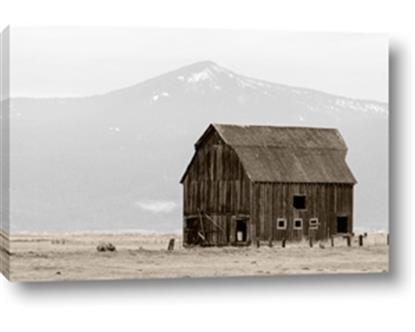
[183,132,251,245]
[182,130,354,246]
[250,183,353,241]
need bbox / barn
[180,124,357,247]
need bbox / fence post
[268,237,273,248]
[330,236,334,247]
[309,236,313,248]
[387,233,389,246]
[256,240,260,248]
[346,235,351,247]
[282,238,286,248]
[167,238,175,251]
[358,234,363,247]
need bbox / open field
[1,232,388,282]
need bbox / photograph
[1,26,388,282]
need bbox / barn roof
[182,124,357,184]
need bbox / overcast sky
[10,27,388,102]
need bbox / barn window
[293,195,306,209]
[309,218,319,230]
[293,218,303,230]
[276,218,287,230]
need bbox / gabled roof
[181,124,357,184]
[210,124,349,150]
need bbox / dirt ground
[1,232,389,282]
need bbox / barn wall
[250,183,354,241]
[182,128,355,245]
[182,131,251,245]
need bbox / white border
[1,1,414,332]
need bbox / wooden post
[256,240,260,248]
[346,235,351,247]
[330,236,334,247]
[167,238,175,251]
[268,237,273,248]
[309,236,313,248]
[358,234,363,247]
[387,233,389,246]
[282,239,286,248]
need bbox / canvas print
[0,27,388,282]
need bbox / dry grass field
[1,232,388,282]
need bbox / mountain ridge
[11,61,388,111]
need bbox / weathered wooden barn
[180,124,357,246]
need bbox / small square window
[293,218,303,230]
[276,218,287,230]
[293,195,306,209]
[309,218,319,230]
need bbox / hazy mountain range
[9,61,388,233]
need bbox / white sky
[10,27,388,102]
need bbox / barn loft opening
[293,195,306,209]
[336,216,349,233]
[236,219,248,242]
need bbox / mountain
[9,61,388,233]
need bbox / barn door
[184,217,202,245]
[336,216,349,234]
[236,219,248,242]
[231,216,250,245]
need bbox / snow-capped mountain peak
[103,60,388,117]
[187,69,215,83]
